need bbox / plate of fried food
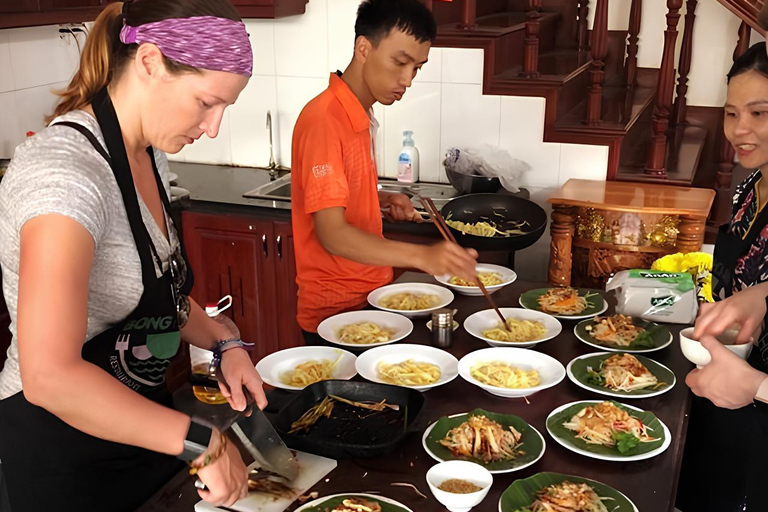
[463,308,562,348]
[519,287,607,320]
[422,408,546,474]
[458,347,565,399]
[434,263,517,296]
[317,310,414,349]
[567,352,676,399]
[255,346,358,391]
[294,494,412,512]
[368,282,454,318]
[355,344,459,392]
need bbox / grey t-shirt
[0,110,180,400]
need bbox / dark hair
[49,0,241,122]
[355,0,437,46]
[727,42,768,84]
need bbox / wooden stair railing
[673,0,698,128]
[522,0,543,78]
[584,0,608,125]
[715,0,766,35]
[624,0,642,87]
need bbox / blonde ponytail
[47,2,125,123]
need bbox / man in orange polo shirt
[291,0,478,340]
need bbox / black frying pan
[440,193,548,251]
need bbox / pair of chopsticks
[418,196,511,332]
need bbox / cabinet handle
[262,234,268,257]
[277,235,282,260]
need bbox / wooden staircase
[426,0,767,239]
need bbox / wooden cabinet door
[230,0,308,18]
[39,0,101,9]
[273,220,302,349]
[181,211,278,362]
[0,0,39,13]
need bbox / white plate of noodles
[355,344,460,392]
[367,282,454,318]
[317,310,414,348]
[435,264,517,297]
[458,347,565,398]
[255,346,358,391]
[464,308,562,348]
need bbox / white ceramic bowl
[464,308,562,348]
[680,327,752,368]
[368,282,455,318]
[426,460,493,512]
[458,347,566,398]
[435,264,517,297]
[255,346,358,391]
[355,343,460,392]
[317,310,414,348]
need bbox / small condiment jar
[431,308,455,348]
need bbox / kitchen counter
[138,272,692,512]
[169,162,529,242]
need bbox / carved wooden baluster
[624,0,642,86]
[672,0,698,126]
[678,216,706,253]
[644,0,683,177]
[577,0,590,52]
[709,21,752,228]
[521,0,542,78]
[459,0,476,30]
[584,0,608,125]
[548,205,577,287]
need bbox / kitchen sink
[243,174,292,201]
[244,174,459,208]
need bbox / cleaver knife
[186,373,299,482]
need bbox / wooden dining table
[138,272,695,512]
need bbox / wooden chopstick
[418,197,511,332]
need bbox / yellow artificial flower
[652,252,713,302]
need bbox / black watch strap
[178,417,213,463]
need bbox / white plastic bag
[444,144,529,192]
[606,269,698,324]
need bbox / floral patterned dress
[730,169,768,293]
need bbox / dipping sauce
[438,478,483,494]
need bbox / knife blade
[187,373,299,481]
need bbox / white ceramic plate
[368,282,454,318]
[317,310,413,348]
[464,308,562,348]
[422,412,546,474]
[255,346,357,391]
[355,343,459,392]
[545,400,671,462]
[566,352,676,399]
[458,347,566,398]
[294,494,413,512]
[435,264,517,296]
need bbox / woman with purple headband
[0,1,264,510]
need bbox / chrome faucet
[266,110,278,178]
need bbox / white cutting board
[194,451,337,512]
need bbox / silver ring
[194,479,207,491]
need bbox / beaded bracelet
[210,338,255,369]
[188,433,228,475]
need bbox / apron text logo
[123,316,173,332]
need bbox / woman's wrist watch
[178,417,213,463]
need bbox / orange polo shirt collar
[328,72,370,134]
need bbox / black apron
[678,180,768,512]
[0,88,193,512]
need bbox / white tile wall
[558,144,610,184]
[327,0,359,72]
[274,76,328,168]
[441,48,485,85]
[0,92,21,159]
[0,33,14,94]
[384,82,441,181]
[15,82,67,136]
[246,20,277,77]
[230,75,279,168]
[7,26,79,91]
[415,47,443,84]
[274,0,329,78]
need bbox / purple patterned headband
[120,16,253,77]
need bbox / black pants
[677,352,768,512]
[302,329,329,347]
[0,391,183,512]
